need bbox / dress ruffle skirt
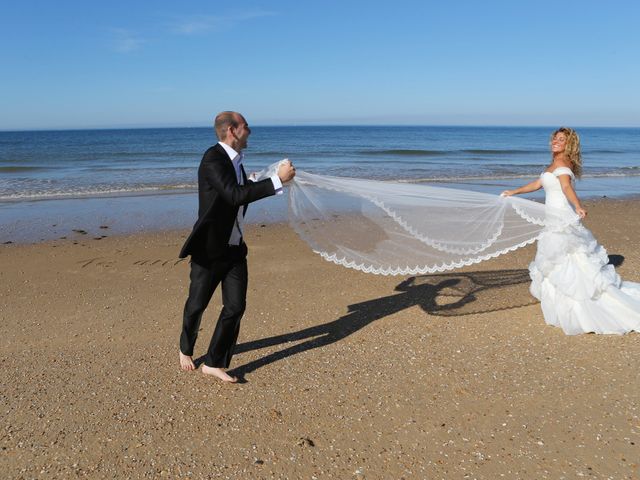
[529,222,640,335]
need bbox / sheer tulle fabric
[252,162,579,276]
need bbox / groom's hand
[277,160,296,183]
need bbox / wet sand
[1,198,639,479]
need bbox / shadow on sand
[229,268,538,379]
[608,254,624,267]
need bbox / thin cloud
[111,28,146,53]
[172,17,224,35]
[170,10,276,35]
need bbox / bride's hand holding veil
[500,178,542,198]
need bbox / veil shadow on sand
[220,268,539,379]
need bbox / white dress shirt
[218,142,283,245]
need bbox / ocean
[1,126,639,243]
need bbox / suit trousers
[180,245,248,368]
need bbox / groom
[178,111,296,382]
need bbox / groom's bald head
[214,111,243,141]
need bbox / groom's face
[231,115,251,151]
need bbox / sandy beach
[1,197,639,479]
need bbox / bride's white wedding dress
[529,167,640,334]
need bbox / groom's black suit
[179,143,276,368]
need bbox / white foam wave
[397,171,640,184]
[0,184,196,201]
[2,169,639,202]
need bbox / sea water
[1,126,638,243]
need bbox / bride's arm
[501,178,542,197]
[557,175,587,218]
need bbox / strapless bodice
[541,167,575,212]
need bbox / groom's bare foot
[202,365,238,383]
[179,351,195,371]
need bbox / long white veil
[253,161,579,276]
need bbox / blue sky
[1,0,639,130]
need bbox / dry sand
[1,198,639,479]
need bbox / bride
[502,127,640,334]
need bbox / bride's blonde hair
[551,127,582,178]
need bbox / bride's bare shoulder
[547,161,573,174]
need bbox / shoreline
[2,182,640,245]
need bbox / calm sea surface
[1,126,639,242]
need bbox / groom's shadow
[227,268,536,379]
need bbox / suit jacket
[179,143,276,260]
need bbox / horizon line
[2,123,640,133]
